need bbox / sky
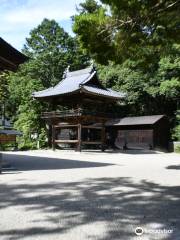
[0,0,82,50]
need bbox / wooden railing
[42,109,112,119]
[42,109,82,118]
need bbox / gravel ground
[0,150,180,240]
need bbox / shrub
[175,144,180,153]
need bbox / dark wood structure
[0,37,28,173]
[0,37,28,130]
[33,66,125,151]
[0,37,28,71]
[106,115,170,150]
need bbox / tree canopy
[73,0,180,65]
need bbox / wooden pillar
[77,123,82,152]
[101,122,106,152]
[47,124,52,148]
[52,124,56,151]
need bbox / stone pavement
[0,150,180,240]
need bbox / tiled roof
[82,85,125,99]
[0,129,22,135]
[106,115,166,126]
[32,66,125,100]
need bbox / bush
[0,143,16,151]
[172,111,180,141]
[175,144,180,153]
[18,141,37,151]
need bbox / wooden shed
[106,115,170,150]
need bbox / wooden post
[47,124,52,148]
[52,125,56,151]
[77,123,82,152]
[101,122,106,152]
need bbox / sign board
[115,130,153,149]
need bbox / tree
[98,44,180,117]
[8,19,89,149]
[73,0,180,64]
[77,0,101,14]
[23,18,89,87]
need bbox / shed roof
[0,37,28,71]
[32,66,126,100]
[106,115,166,126]
[0,129,22,136]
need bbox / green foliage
[7,19,89,149]
[175,145,180,153]
[0,72,9,103]
[73,0,180,64]
[0,142,15,151]
[98,43,180,117]
[23,18,89,87]
[173,125,180,141]
[172,111,180,141]
[73,5,114,64]
[38,128,48,148]
[77,0,101,14]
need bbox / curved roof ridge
[32,87,53,96]
[32,65,126,100]
[80,70,96,86]
[66,66,93,77]
[81,85,126,99]
[55,65,94,88]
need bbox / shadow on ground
[0,177,179,240]
[2,153,114,171]
[79,149,160,154]
[166,165,180,170]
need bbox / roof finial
[66,65,70,72]
[63,65,70,78]
[90,59,96,72]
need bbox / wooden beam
[82,125,102,129]
[0,56,17,71]
[54,124,78,128]
[82,141,102,145]
[55,139,78,143]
